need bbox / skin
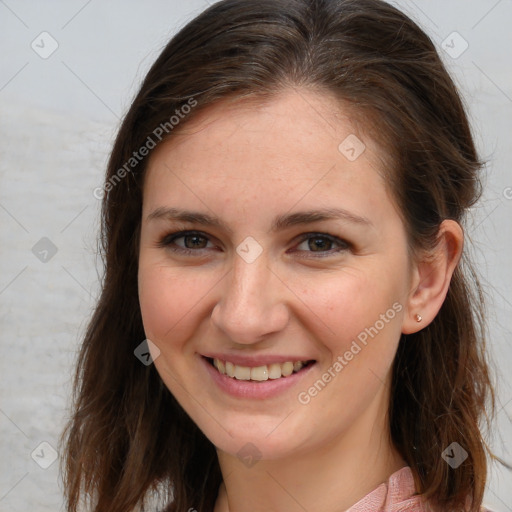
[138,89,463,512]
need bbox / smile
[209,357,315,381]
[201,355,317,399]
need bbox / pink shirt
[345,466,493,512]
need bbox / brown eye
[182,234,208,249]
[158,231,215,253]
[307,236,333,251]
[295,233,350,256]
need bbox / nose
[210,253,290,345]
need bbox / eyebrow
[146,206,373,232]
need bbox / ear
[402,220,464,334]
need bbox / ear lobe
[402,220,464,334]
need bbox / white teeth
[212,358,310,381]
[234,365,251,380]
[293,361,304,372]
[251,366,269,381]
[268,363,282,379]
[281,361,294,377]
[216,359,225,374]
[225,361,235,377]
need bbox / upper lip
[201,352,315,367]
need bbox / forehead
[143,89,395,224]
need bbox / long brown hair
[61,0,507,510]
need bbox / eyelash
[157,230,351,258]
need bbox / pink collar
[345,466,427,511]
[345,466,494,512]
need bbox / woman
[61,0,509,510]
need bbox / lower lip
[200,356,316,399]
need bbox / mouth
[205,357,316,382]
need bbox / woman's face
[138,89,414,460]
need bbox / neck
[214,383,406,512]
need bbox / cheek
[296,273,404,413]
[296,267,402,346]
[137,263,217,349]
[293,270,406,404]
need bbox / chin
[198,413,314,463]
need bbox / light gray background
[0,1,511,511]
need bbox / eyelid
[157,230,217,252]
[291,232,351,256]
